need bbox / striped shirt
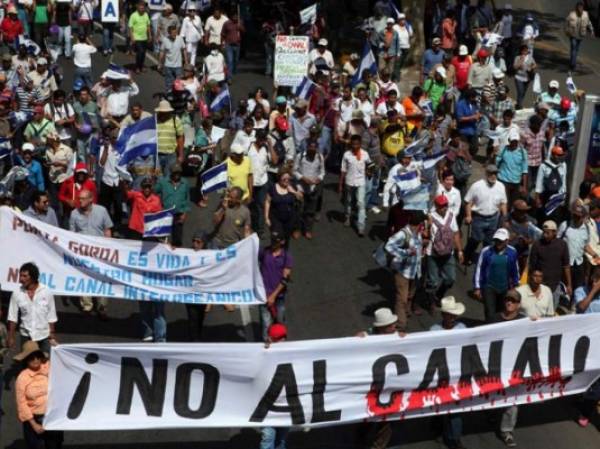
[14,86,42,114]
[157,116,183,154]
[385,226,423,279]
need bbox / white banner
[274,35,309,87]
[101,0,119,22]
[0,207,265,304]
[45,315,600,430]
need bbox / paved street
[3,2,600,448]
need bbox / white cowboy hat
[155,100,174,113]
[373,308,398,327]
[440,296,465,316]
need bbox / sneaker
[578,416,590,427]
[343,217,351,227]
[142,335,153,342]
[370,206,381,214]
[501,432,516,447]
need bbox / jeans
[185,303,207,341]
[99,182,123,229]
[300,183,323,232]
[134,40,148,70]
[57,25,72,57]
[344,184,366,232]
[158,152,177,177]
[318,125,332,156]
[102,23,115,53]
[163,66,182,92]
[260,298,285,341]
[443,414,463,446]
[500,405,518,433]
[483,286,506,323]
[139,301,167,342]
[260,427,289,449]
[74,66,93,88]
[515,79,530,109]
[365,169,381,209]
[426,254,456,303]
[225,44,240,78]
[23,415,63,449]
[250,183,268,235]
[464,213,499,262]
[570,37,582,69]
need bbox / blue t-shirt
[574,286,600,314]
[456,99,478,137]
[422,48,445,76]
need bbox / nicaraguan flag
[115,117,157,166]
[350,41,378,87]
[210,87,231,113]
[16,35,41,55]
[401,184,432,211]
[0,137,11,159]
[422,150,448,170]
[392,170,421,191]
[103,63,130,80]
[144,208,175,238]
[300,3,317,25]
[566,76,577,95]
[388,0,401,19]
[293,77,316,100]
[201,162,227,194]
[545,192,566,216]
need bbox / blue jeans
[570,37,582,69]
[158,152,177,177]
[260,427,289,449]
[443,414,463,446]
[260,298,285,342]
[164,66,182,92]
[74,66,93,88]
[344,184,366,232]
[57,25,72,57]
[515,79,530,109]
[139,301,167,342]
[318,125,332,156]
[365,169,381,209]
[426,254,456,301]
[134,40,147,70]
[225,44,240,78]
[102,23,115,53]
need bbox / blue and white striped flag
[401,183,432,211]
[104,63,130,80]
[115,117,157,166]
[350,41,378,87]
[300,3,317,25]
[16,35,41,55]
[293,77,316,100]
[0,137,12,159]
[422,150,448,170]
[545,192,566,216]
[566,76,577,95]
[201,162,228,194]
[143,207,175,238]
[210,87,231,113]
[392,170,421,191]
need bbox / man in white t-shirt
[179,4,203,65]
[308,38,334,75]
[339,134,371,237]
[248,129,277,235]
[516,268,555,318]
[72,34,97,88]
[375,89,405,118]
[203,43,226,82]
[203,6,228,46]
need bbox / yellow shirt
[226,156,252,200]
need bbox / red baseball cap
[434,194,449,207]
[560,97,571,110]
[477,48,489,59]
[268,323,287,341]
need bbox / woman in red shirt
[1,6,24,49]
[124,177,163,239]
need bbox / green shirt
[423,79,447,110]
[128,11,151,41]
[154,177,190,214]
[156,116,183,154]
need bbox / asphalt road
[3,3,600,448]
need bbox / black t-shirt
[55,3,71,27]
[490,312,526,323]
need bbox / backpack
[431,212,454,257]
[543,162,562,194]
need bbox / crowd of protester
[1,0,600,448]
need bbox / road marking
[93,23,159,65]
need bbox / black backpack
[543,162,562,194]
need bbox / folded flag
[103,63,130,80]
[0,137,12,159]
[143,208,175,238]
[422,150,448,170]
[566,76,577,95]
[300,3,317,25]
[16,35,40,55]
[401,183,432,211]
[210,87,231,113]
[545,192,566,216]
[293,76,316,100]
[201,162,228,194]
[350,41,378,87]
[115,117,157,166]
[481,33,504,47]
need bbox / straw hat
[440,296,465,316]
[14,340,47,362]
[373,308,398,327]
[155,100,174,113]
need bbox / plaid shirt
[490,97,515,123]
[521,127,546,167]
[385,226,423,279]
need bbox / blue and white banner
[299,3,317,25]
[210,87,231,113]
[115,117,157,166]
[143,208,174,238]
[0,207,266,304]
[350,41,378,87]
[103,63,130,80]
[545,192,566,216]
[422,150,447,170]
[201,162,227,194]
[0,136,12,159]
[293,76,316,100]
[401,183,432,211]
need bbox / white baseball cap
[436,66,447,78]
[549,80,559,89]
[493,228,510,241]
[458,45,468,56]
[492,68,505,79]
[317,38,328,46]
[230,144,245,155]
[508,128,520,141]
